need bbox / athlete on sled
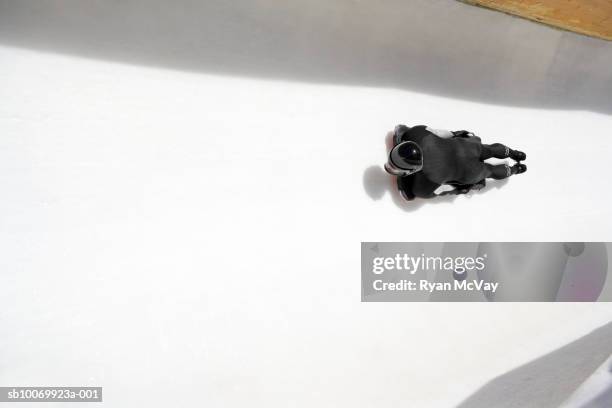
[384,125,527,201]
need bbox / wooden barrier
[462,0,612,40]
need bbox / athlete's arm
[450,130,476,138]
[425,127,454,139]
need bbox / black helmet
[385,141,423,176]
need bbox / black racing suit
[396,125,513,199]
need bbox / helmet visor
[387,141,423,176]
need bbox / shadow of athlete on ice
[363,126,517,210]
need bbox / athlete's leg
[480,143,508,160]
[482,163,527,180]
[480,143,526,161]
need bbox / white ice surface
[1,44,612,407]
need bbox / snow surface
[1,0,612,406]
